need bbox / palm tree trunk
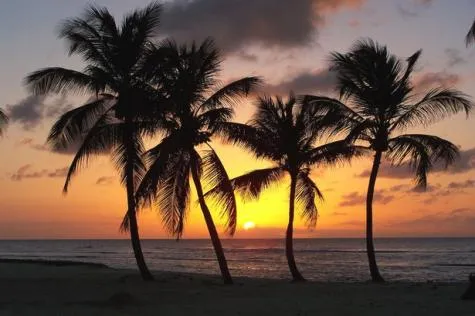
[190,163,233,285]
[366,150,385,283]
[124,124,153,281]
[286,174,305,282]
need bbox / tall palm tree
[135,39,260,285]
[315,39,473,282]
[0,109,7,137]
[24,2,164,281]
[466,18,475,46]
[208,94,364,281]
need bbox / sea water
[0,238,473,282]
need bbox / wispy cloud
[445,48,468,67]
[339,191,394,207]
[17,137,81,155]
[10,165,68,181]
[96,176,115,186]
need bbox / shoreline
[0,257,472,284]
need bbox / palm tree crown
[210,93,364,281]
[24,2,164,281]
[135,38,260,284]
[466,18,475,47]
[321,39,473,282]
[329,39,472,188]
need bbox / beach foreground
[0,260,473,315]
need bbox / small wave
[434,263,475,267]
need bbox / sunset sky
[1,0,475,239]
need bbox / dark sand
[0,260,473,315]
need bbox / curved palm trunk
[366,151,385,283]
[190,164,233,284]
[124,124,153,281]
[286,174,306,282]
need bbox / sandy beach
[0,259,472,315]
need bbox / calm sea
[0,238,474,282]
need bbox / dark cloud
[161,0,365,53]
[414,71,461,90]
[264,69,336,95]
[96,176,115,186]
[445,48,467,67]
[339,191,394,207]
[5,95,73,131]
[10,165,68,181]
[447,179,475,190]
[358,148,475,179]
[5,96,46,130]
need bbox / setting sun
[243,221,256,230]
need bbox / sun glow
[243,221,256,230]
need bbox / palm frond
[299,95,364,141]
[112,130,147,189]
[58,13,114,71]
[199,77,261,111]
[207,167,285,202]
[391,89,473,131]
[0,109,8,137]
[466,18,475,47]
[135,133,182,208]
[47,97,115,151]
[198,107,234,131]
[387,134,459,188]
[306,140,369,167]
[156,150,192,239]
[201,147,237,235]
[214,122,277,160]
[295,173,322,227]
[62,113,118,193]
[25,67,101,95]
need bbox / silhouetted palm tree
[466,18,475,46]
[209,94,364,281]
[135,39,260,284]
[320,39,473,282]
[0,109,7,137]
[24,2,164,281]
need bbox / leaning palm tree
[209,94,364,281]
[466,17,475,46]
[0,109,7,137]
[312,39,473,282]
[135,39,260,285]
[24,2,164,280]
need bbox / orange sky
[1,0,475,239]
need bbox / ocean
[0,238,474,282]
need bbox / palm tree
[317,39,473,282]
[135,39,260,285]
[208,93,364,282]
[24,2,164,281]
[0,109,7,137]
[466,18,475,46]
